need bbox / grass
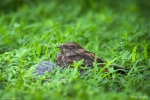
[0,0,150,100]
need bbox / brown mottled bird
[56,42,129,73]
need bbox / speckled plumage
[56,42,105,68]
[56,42,130,73]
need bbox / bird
[56,42,129,73]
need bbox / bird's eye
[69,46,75,49]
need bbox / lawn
[0,0,150,100]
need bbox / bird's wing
[68,49,95,67]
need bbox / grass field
[0,0,150,100]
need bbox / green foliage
[0,0,150,100]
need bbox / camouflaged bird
[56,42,129,73]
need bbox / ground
[0,0,150,100]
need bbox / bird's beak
[57,45,62,49]
[57,46,60,48]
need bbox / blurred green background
[0,0,150,54]
[0,0,150,100]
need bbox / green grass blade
[132,46,137,62]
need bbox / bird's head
[57,42,83,51]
